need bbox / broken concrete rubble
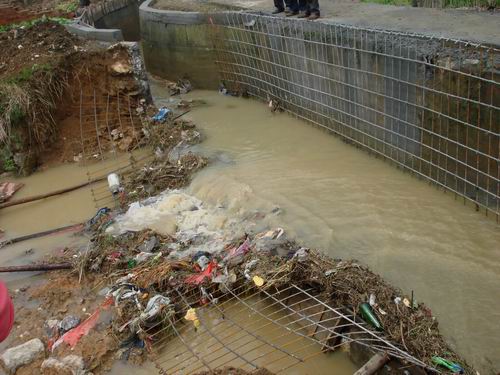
[0,338,44,373]
[41,355,86,375]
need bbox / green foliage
[9,104,25,126]
[443,0,498,7]
[0,148,16,172]
[55,0,79,13]
[0,17,71,33]
[5,63,53,85]
[360,0,411,5]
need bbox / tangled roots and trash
[71,220,474,374]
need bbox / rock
[41,355,86,375]
[0,338,45,373]
[110,61,132,75]
[44,319,60,337]
[58,316,80,333]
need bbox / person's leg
[285,0,299,15]
[273,0,285,13]
[307,0,320,19]
[297,0,310,17]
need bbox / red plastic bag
[52,297,113,350]
[185,261,217,285]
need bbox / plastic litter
[119,295,172,332]
[196,255,210,270]
[185,261,217,285]
[138,236,158,253]
[228,238,251,258]
[244,259,258,280]
[394,297,402,305]
[403,298,411,308]
[111,284,143,311]
[293,247,309,262]
[58,316,80,334]
[324,269,336,277]
[151,107,171,122]
[86,207,111,227]
[52,297,113,350]
[192,251,212,271]
[359,302,383,331]
[184,308,200,329]
[369,294,376,307]
[432,356,464,374]
[107,173,121,195]
[253,275,265,287]
[134,252,155,264]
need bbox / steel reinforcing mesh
[208,13,500,220]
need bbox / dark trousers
[305,0,319,14]
[274,0,318,13]
[274,0,300,11]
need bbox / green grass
[5,63,53,85]
[360,0,497,6]
[0,17,71,33]
[443,0,498,6]
[55,0,79,13]
[360,0,411,5]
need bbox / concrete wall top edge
[65,22,124,42]
[140,0,500,50]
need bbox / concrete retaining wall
[140,3,220,87]
[139,0,500,218]
[66,0,141,42]
[81,0,142,41]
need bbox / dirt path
[153,0,500,45]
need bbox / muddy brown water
[151,86,500,372]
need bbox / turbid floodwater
[150,84,500,372]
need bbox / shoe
[307,13,320,20]
[272,8,284,14]
[286,11,299,16]
[297,11,310,18]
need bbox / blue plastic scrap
[152,107,171,122]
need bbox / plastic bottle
[359,302,383,330]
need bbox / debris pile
[67,215,474,374]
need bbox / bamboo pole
[0,177,106,210]
[354,352,390,375]
[0,223,84,249]
[0,263,72,273]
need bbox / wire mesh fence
[208,13,500,221]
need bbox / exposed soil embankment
[0,20,149,175]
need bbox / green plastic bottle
[432,356,464,374]
[359,302,383,330]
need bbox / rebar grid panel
[208,14,500,221]
[148,276,431,374]
[78,89,152,208]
